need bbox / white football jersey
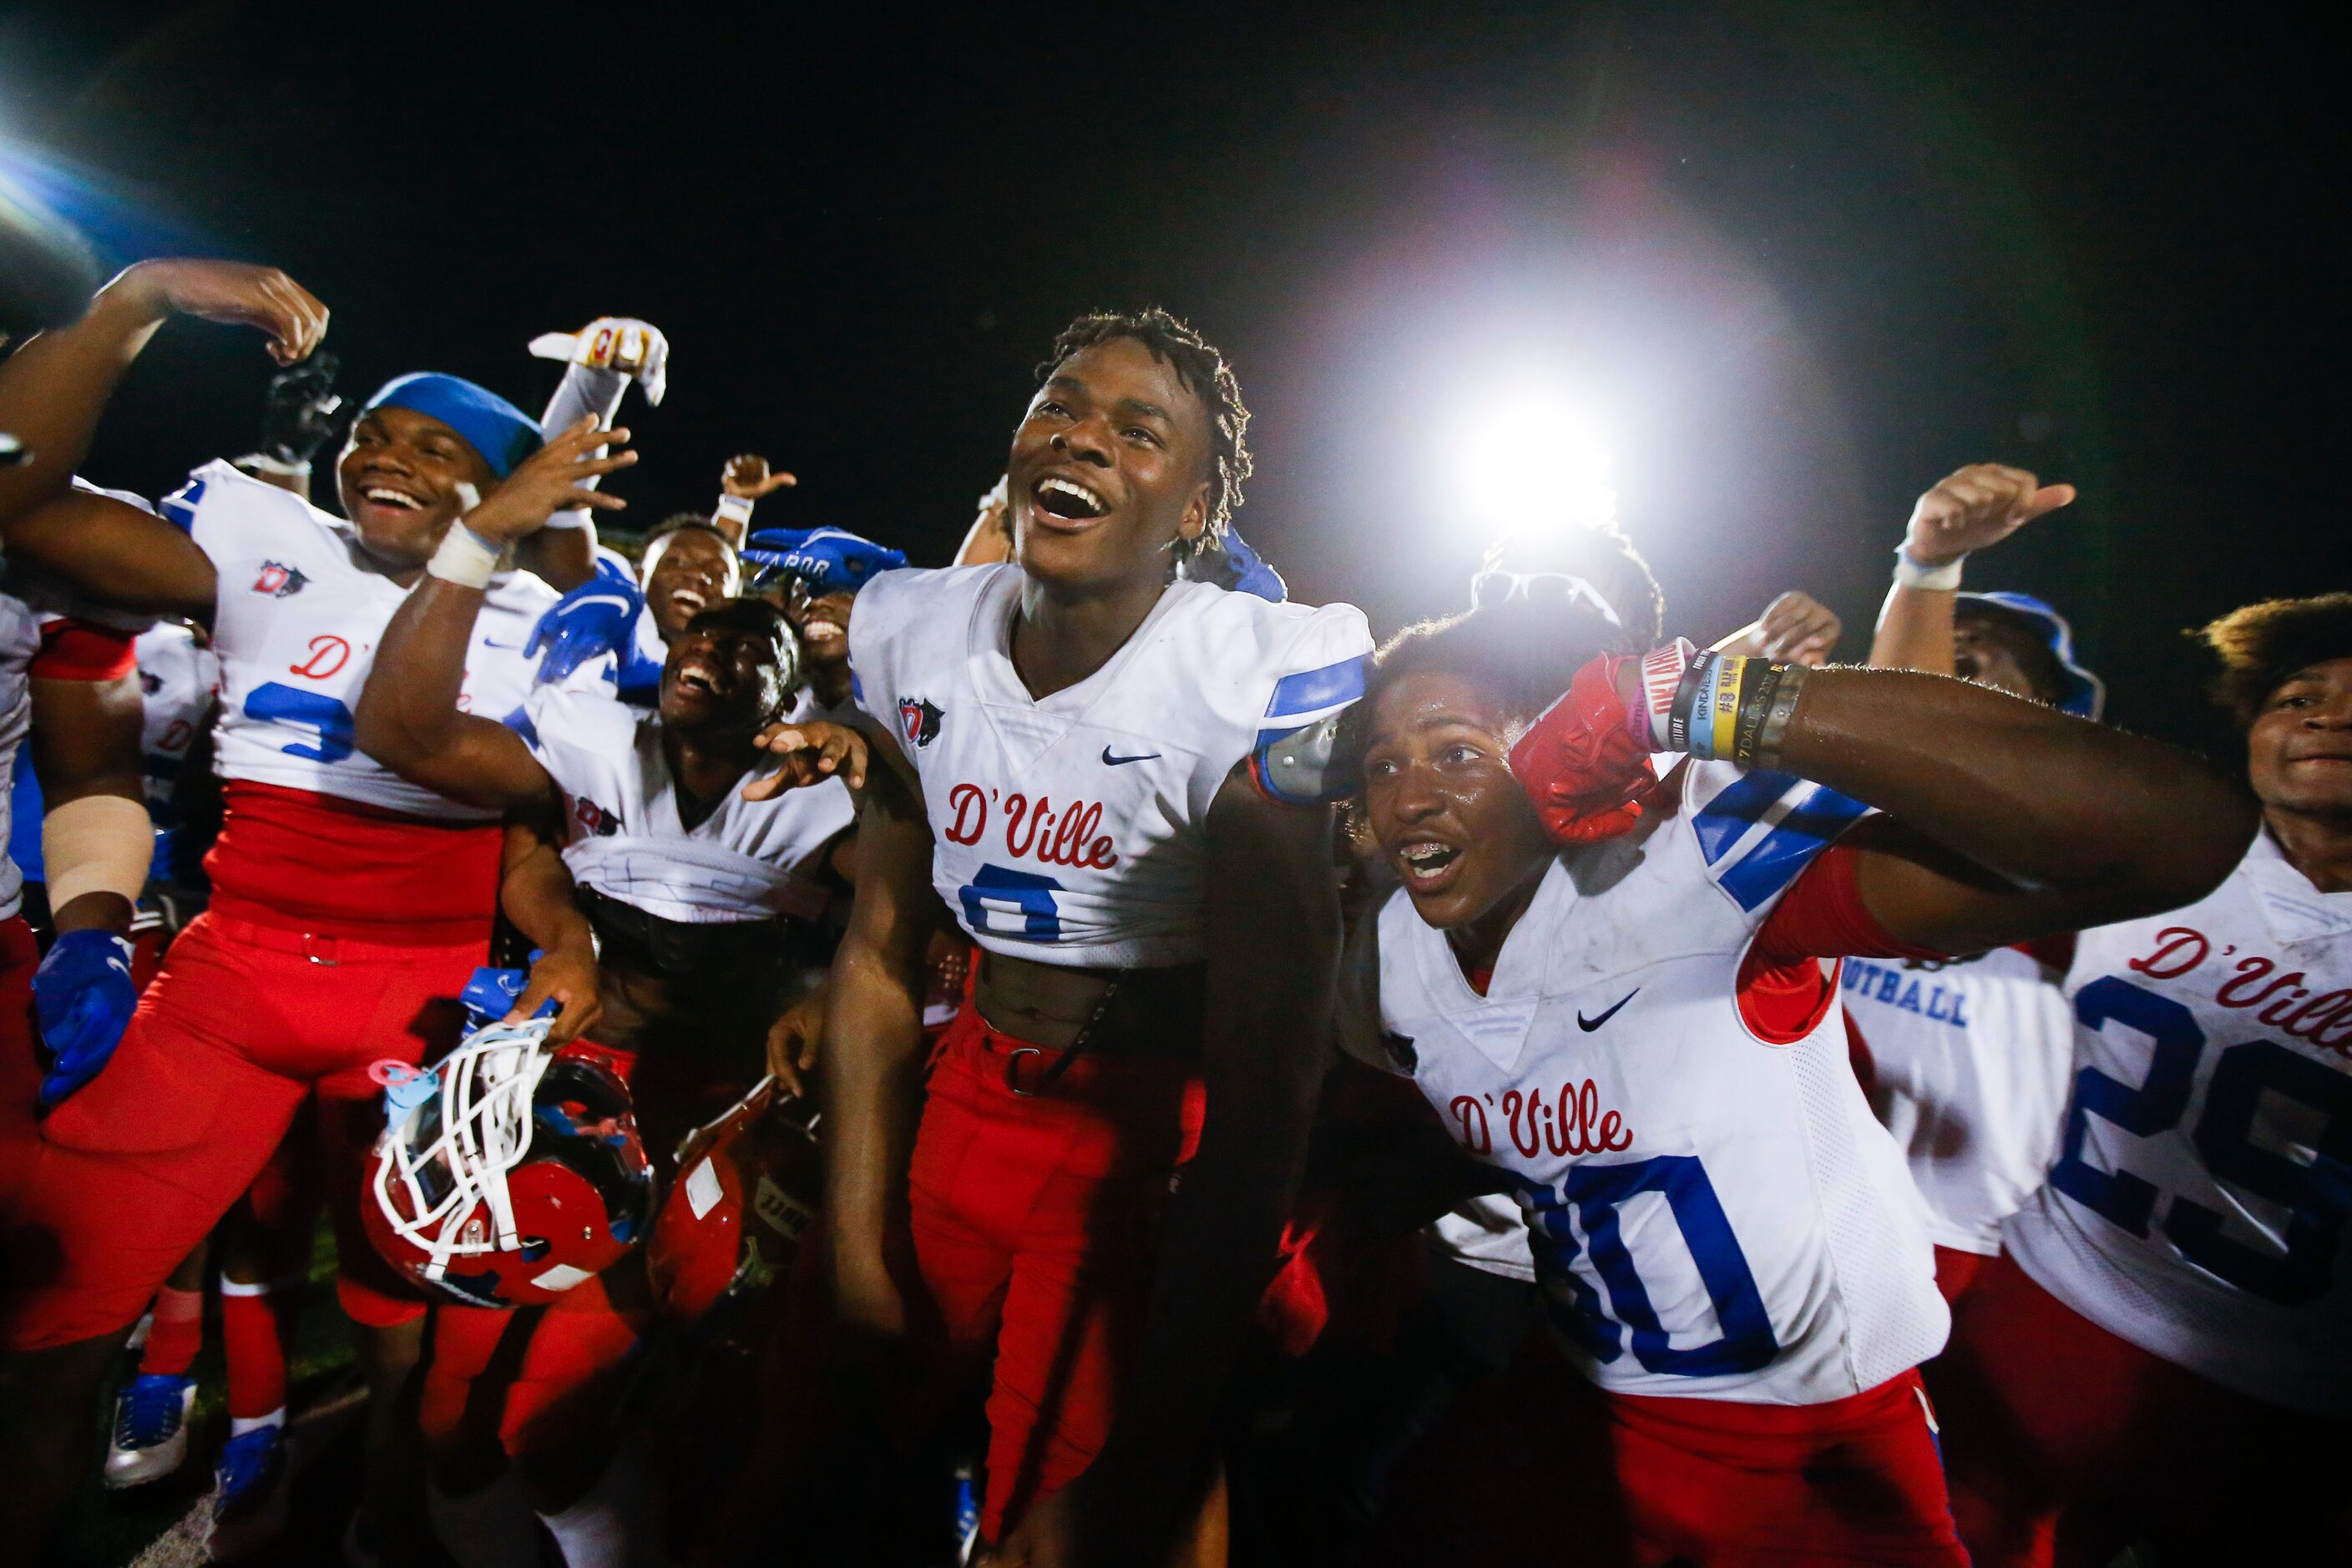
[1844,944,2073,1254]
[2003,830,2352,1415]
[520,685,854,924]
[849,564,1373,969]
[162,460,556,822]
[1429,1194,1537,1282]
[0,590,38,922]
[134,622,221,827]
[1365,761,1945,1405]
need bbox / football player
[1845,463,2097,1305]
[821,309,1373,1563]
[1936,591,2352,1564]
[1338,554,2250,1564]
[741,524,908,723]
[354,551,858,1565]
[0,256,611,1555]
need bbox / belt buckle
[1003,1045,1044,1098]
[302,933,340,967]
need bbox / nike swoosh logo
[1576,988,1639,1032]
[1101,746,1161,766]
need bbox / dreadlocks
[1040,308,1252,547]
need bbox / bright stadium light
[1436,379,1618,547]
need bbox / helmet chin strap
[376,1019,557,1284]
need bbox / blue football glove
[34,928,138,1107]
[742,527,908,598]
[528,556,646,689]
[1219,528,1287,603]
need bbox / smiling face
[2247,656,2352,820]
[780,579,855,670]
[658,599,793,737]
[1952,612,2056,705]
[643,527,741,644]
[1363,670,1560,946]
[1006,336,1213,594]
[336,406,498,568]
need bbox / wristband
[1662,652,1797,766]
[427,524,503,589]
[1892,545,1964,591]
[1632,637,1699,751]
[1753,665,1808,771]
[713,493,756,533]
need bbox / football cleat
[205,1424,290,1560]
[367,1019,653,1309]
[103,1371,195,1488]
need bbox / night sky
[2,1,2341,757]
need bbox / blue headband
[363,372,543,478]
[742,527,908,597]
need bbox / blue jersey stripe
[1692,769,1799,864]
[1266,655,1366,719]
[158,478,205,534]
[1715,787,1870,911]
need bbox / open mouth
[672,659,722,697]
[1031,475,1109,521]
[666,587,708,619]
[802,618,843,642]
[358,484,427,513]
[1396,840,1464,889]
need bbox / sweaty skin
[643,528,741,645]
[2248,656,2352,892]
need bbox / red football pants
[906,1008,1204,1541]
[1935,1251,2350,1566]
[1373,1337,1965,1565]
[0,916,42,1211]
[1,911,476,1348]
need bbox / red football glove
[1257,1206,1333,1358]
[1509,651,1659,846]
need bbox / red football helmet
[646,1077,822,1328]
[367,1021,655,1309]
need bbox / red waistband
[205,781,500,946]
[1603,1369,1933,1455]
[199,911,484,964]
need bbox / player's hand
[1507,652,1658,846]
[721,453,797,500]
[508,942,601,1044]
[764,987,827,1098]
[1752,590,1841,665]
[107,259,329,365]
[742,721,868,799]
[33,929,138,1107]
[529,556,645,686]
[1904,463,2075,567]
[463,416,635,544]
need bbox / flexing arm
[1869,463,2073,674]
[822,749,936,1337]
[0,260,324,611]
[1772,670,2254,953]
[1055,762,1343,1555]
[494,819,603,1044]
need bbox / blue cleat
[103,1371,195,1488]
[205,1423,291,1561]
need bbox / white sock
[427,1470,541,1568]
[228,1405,286,1440]
[539,1444,669,1568]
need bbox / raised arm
[1712,589,1842,665]
[1869,463,2073,674]
[352,419,632,810]
[821,748,937,1338]
[1034,761,1343,1558]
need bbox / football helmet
[367,1020,655,1308]
[645,1077,821,1328]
